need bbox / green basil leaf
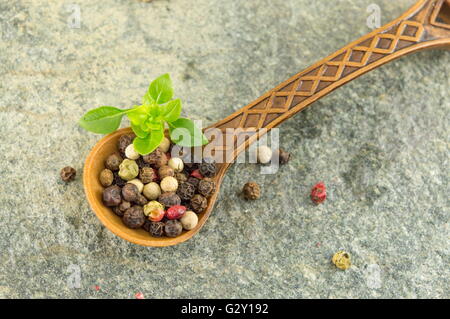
[133,127,164,155]
[162,99,182,122]
[127,105,149,125]
[131,122,149,139]
[142,91,153,105]
[79,106,126,134]
[148,73,173,104]
[169,118,208,147]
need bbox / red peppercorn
[190,169,203,179]
[166,205,186,220]
[311,182,326,204]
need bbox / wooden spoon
[84,0,450,246]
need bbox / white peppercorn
[257,145,273,164]
[168,157,184,172]
[160,176,178,192]
[159,137,171,153]
[180,211,198,230]
[143,182,161,200]
[125,144,140,160]
[127,179,144,193]
[118,159,139,181]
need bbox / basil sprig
[79,74,208,155]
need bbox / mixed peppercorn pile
[99,133,217,238]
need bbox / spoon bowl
[84,0,450,246]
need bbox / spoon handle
[209,0,450,161]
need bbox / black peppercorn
[164,220,182,237]
[136,157,151,169]
[117,133,135,155]
[175,172,188,183]
[190,194,207,213]
[112,172,127,187]
[122,183,139,202]
[187,176,200,190]
[177,182,196,201]
[142,219,152,232]
[198,178,216,198]
[199,161,217,178]
[158,192,181,208]
[60,166,76,182]
[134,194,148,206]
[149,221,165,237]
[112,200,131,217]
[243,182,260,200]
[105,153,123,171]
[122,205,145,229]
[275,148,291,165]
[143,148,167,168]
[103,185,122,206]
[139,167,157,184]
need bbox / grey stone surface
[0,0,449,299]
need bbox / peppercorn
[112,200,131,217]
[60,166,76,182]
[118,159,139,181]
[142,219,152,232]
[143,182,161,200]
[134,194,148,206]
[158,192,181,208]
[159,137,171,153]
[164,220,183,237]
[105,153,123,171]
[276,148,291,165]
[139,167,156,184]
[190,194,207,213]
[180,210,198,230]
[127,179,143,193]
[160,176,178,193]
[257,145,273,164]
[168,157,184,172]
[190,169,203,179]
[103,185,122,206]
[125,144,140,160]
[175,172,188,183]
[199,161,217,178]
[136,157,151,169]
[148,221,165,237]
[177,182,196,201]
[166,205,186,220]
[143,148,167,168]
[99,169,114,187]
[243,182,260,200]
[117,133,135,155]
[311,182,326,204]
[122,183,139,202]
[184,162,199,172]
[198,178,216,198]
[158,165,174,179]
[112,172,127,187]
[122,205,145,229]
[187,176,200,190]
[332,251,351,270]
[143,201,165,217]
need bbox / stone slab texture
[0,0,449,298]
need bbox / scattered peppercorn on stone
[243,182,260,200]
[311,182,327,204]
[332,251,351,270]
[60,166,76,182]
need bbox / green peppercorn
[118,159,139,181]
